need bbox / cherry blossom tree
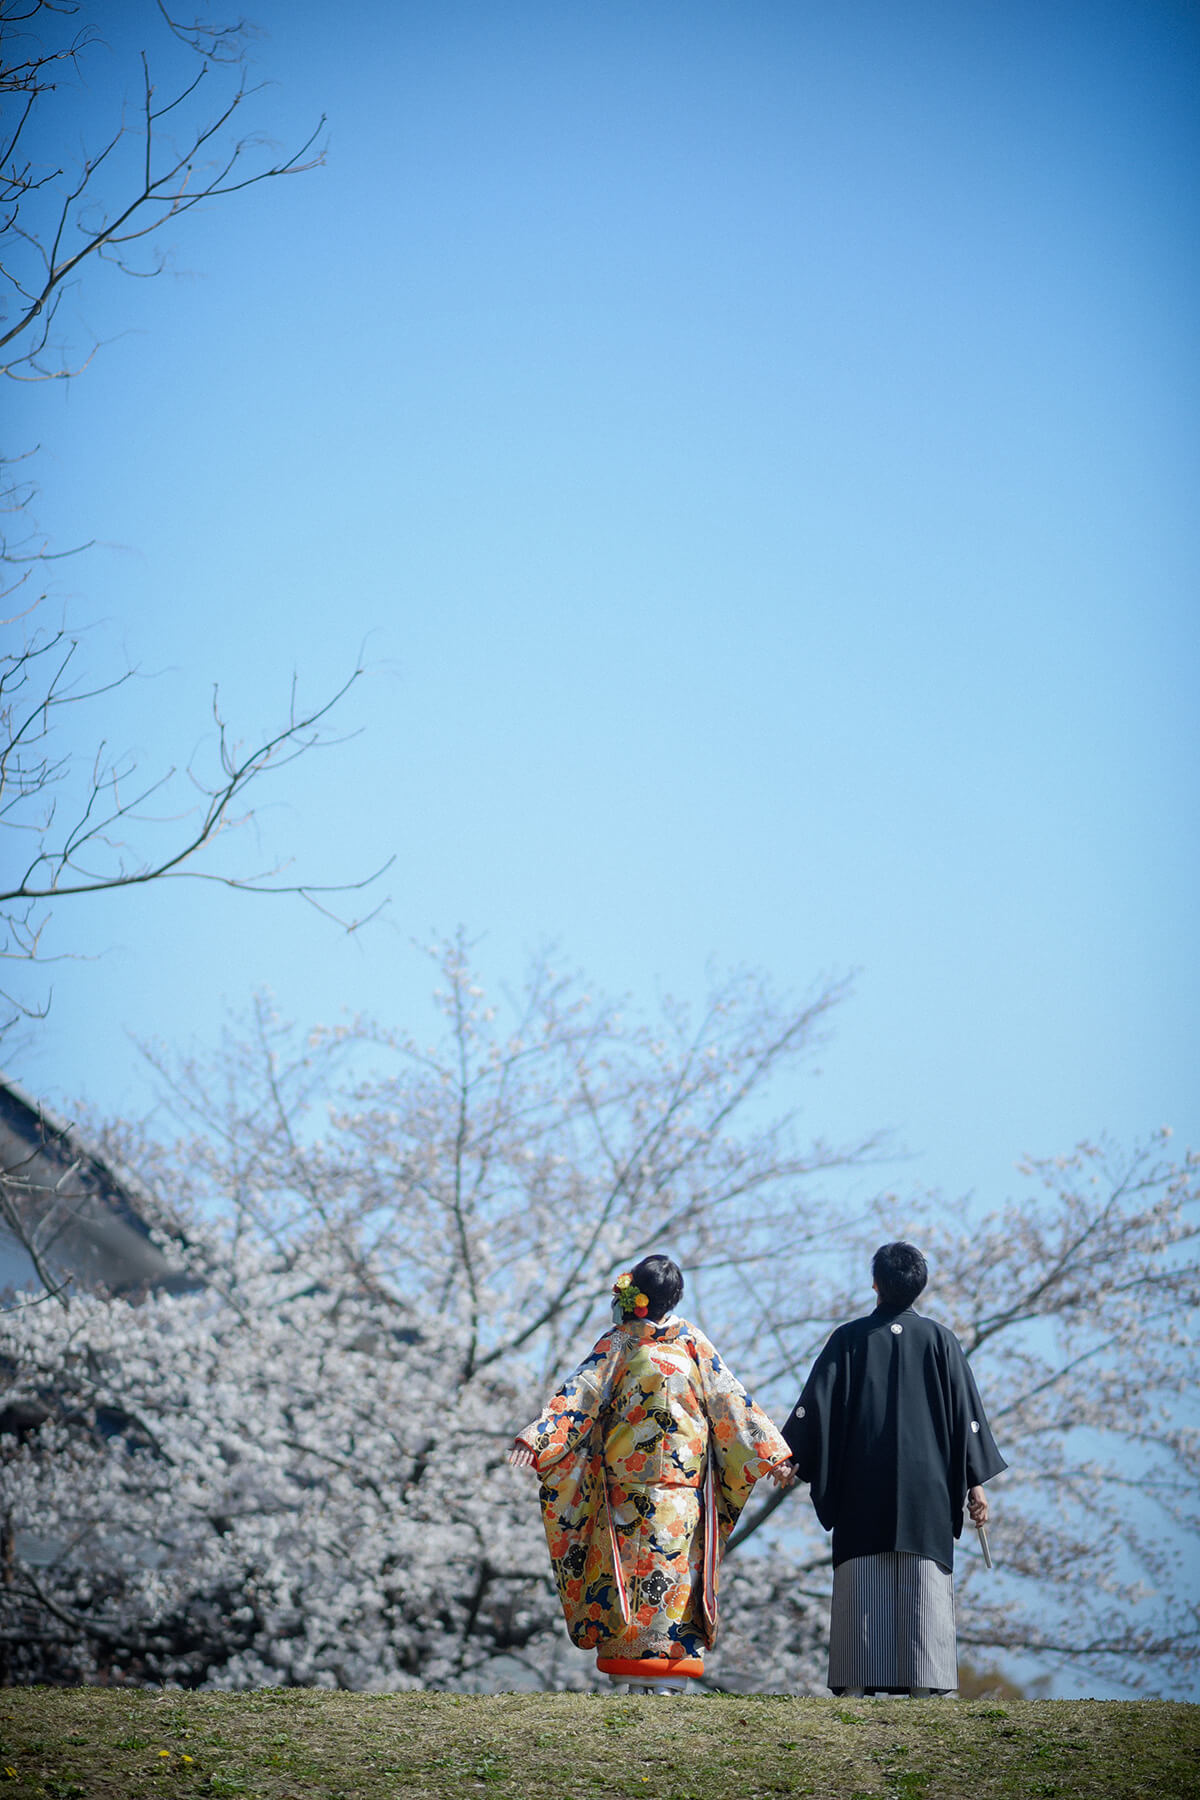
[0,941,1196,1692]
[0,940,867,1688]
[736,1137,1200,1693]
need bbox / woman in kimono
[508,1255,793,1692]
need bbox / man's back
[784,1243,1007,1697]
[784,1303,1005,1570]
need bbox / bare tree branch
[0,2,382,1039]
[0,3,325,384]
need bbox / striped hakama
[828,1552,958,1693]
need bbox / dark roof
[0,1076,194,1298]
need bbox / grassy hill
[0,1690,1196,1799]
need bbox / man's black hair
[872,1241,928,1309]
[629,1255,684,1320]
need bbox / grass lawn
[0,1691,1196,1800]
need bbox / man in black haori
[784,1242,1006,1697]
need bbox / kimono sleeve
[519,1333,616,1471]
[781,1327,848,1532]
[950,1339,1007,1499]
[687,1327,791,1529]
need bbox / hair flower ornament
[613,1273,650,1318]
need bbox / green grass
[0,1692,1196,1800]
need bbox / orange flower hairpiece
[613,1272,650,1319]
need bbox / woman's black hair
[628,1255,684,1321]
[872,1241,928,1309]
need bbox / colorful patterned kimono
[521,1317,789,1670]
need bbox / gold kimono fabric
[525,1319,789,1663]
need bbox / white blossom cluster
[1,941,1196,1693]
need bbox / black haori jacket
[783,1304,1007,1570]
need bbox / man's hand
[507,1440,537,1471]
[967,1484,989,1525]
[766,1458,797,1490]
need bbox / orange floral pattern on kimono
[521,1319,789,1661]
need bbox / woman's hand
[507,1440,537,1471]
[766,1458,796,1490]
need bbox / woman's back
[602,1325,708,1488]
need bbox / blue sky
[7,0,1199,1218]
